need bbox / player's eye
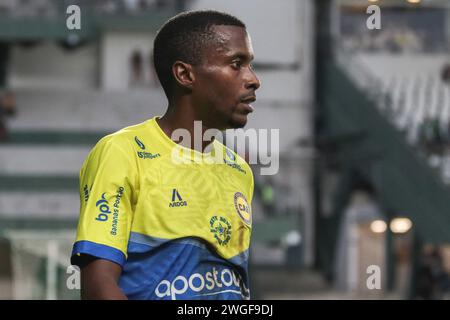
[231,60,242,69]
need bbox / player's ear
[172,61,195,90]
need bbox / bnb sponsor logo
[135,136,161,160]
[135,136,145,150]
[223,149,246,174]
[95,193,111,222]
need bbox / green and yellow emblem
[209,216,232,246]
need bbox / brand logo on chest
[169,189,188,207]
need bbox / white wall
[9,88,166,131]
[100,32,156,91]
[0,146,90,176]
[0,193,78,218]
[9,42,98,89]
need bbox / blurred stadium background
[0,0,449,300]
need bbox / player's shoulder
[214,140,254,180]
[94,119,152,152]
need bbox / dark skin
[80,25,260,300]
[79,255,126,300]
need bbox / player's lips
[240,95,256,113]
[241,95,256,104]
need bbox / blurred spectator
[0,90,17,142]
[139,0,149,9]
[392,25,423,53]
[2,91,16,114]
[419,117,444,157]
[124,0,139,12]
[260,177,276,217]
[441,65,450,148]
[416,245,450,299]
[0,116,6,141]
[416,262,436,299]
[441,64,450,84]
[129,50,144,86]
[340,8,442,54]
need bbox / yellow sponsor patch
[234,192,251,226]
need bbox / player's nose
[244,67,261,91]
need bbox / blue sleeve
[71,240,126,267]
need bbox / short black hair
[153,10,246,98]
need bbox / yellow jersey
[71,116,254,300]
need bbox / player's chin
[228,113,249,129]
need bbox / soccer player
[71,10,261,300]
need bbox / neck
[156,96,216,153]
